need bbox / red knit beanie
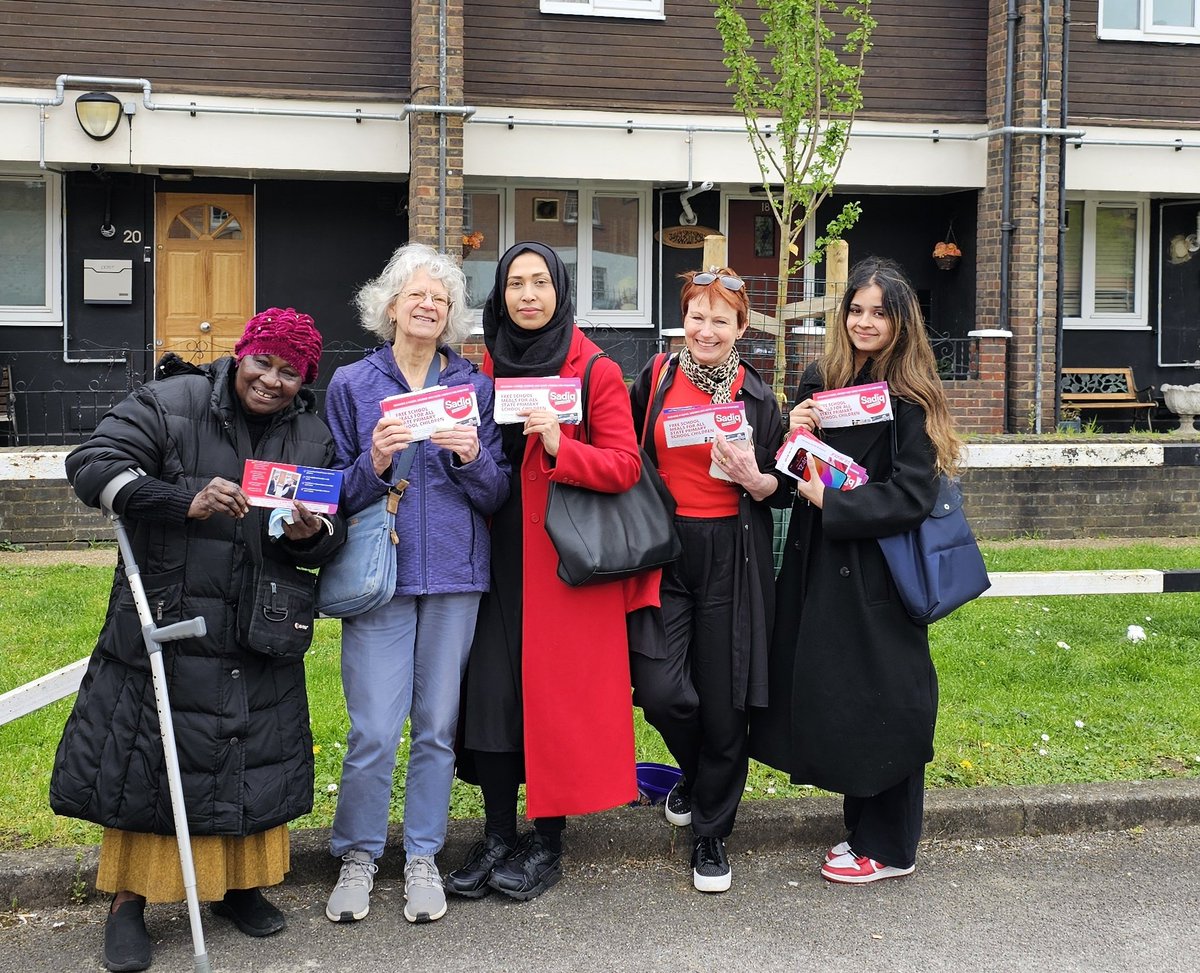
[234,307,323,384]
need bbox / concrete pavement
[1,814,1198,972]
[3,777,1199,912]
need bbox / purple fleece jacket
[324,344,510,595]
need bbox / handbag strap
[576,350,608,446]
[640,353,670,448]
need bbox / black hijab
[483,241,575,378]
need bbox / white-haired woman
[322,243,509,925]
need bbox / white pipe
[678,180,713,226]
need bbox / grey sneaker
[403,855,447,924]
[326,850,377,922]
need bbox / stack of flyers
[660,401,751,448]
[774,428,869,491]
[242,459,343,513]
[493,376,583,425]
[811,381,893,428]
[379,384,480,441]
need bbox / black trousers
[631,516,748,839]
[467,749,565,851]
[842,770,925,869]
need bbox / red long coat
[483,328,658,817]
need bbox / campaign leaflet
[379,384,480,441]
[493,377,583,425]
[811,381,893,428]
[242,459,343,513]
[660,401,751,448]
[774,428,869,491]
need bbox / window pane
[0,179,47,306]
[591,195,640,310]
[168,205,205,239]
[1103,0,1140,28]
[1094,206,1137,314]
[515,189,578,307]
[1063,201,1083,317]
[1153,0,1194,25]
[463,192,501,310]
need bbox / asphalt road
[2,824,1197,973]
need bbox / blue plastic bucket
[635,762,682,805]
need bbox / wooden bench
[0,365,16,444]
[1060,366,1156,430]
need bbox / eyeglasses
[692,273,745,292]
[402,288,452,309]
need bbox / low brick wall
[3,442,1199,547]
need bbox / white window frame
[465,182,655,331]
[1098,0,1200,43]
[1063,196,1150,331]
[0,172,63,326]
[540,0,665,21]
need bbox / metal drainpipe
[1034,0,1051,434]
[438,0,448,255]
[1054,0,1072,428]
[1000,0,1020,432]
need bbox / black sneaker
[692,835,731,893]
[210,887,286,937]
[487,831,563,901]
[665,778,692,827]
[103,898,151,972]
[445,832,514,899]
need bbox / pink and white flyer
[493,377,583,424]
[379,384,480,441]
[811,381,893,428]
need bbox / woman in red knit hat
[51,308,346,972]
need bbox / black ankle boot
[210,887,286,937]
[487,831,563,901]
[104,898,151,972]
[445,832,514,899]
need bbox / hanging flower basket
[932,234,962,271]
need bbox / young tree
[714,0,875,401]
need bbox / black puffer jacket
[50,355,345,836]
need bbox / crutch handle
[150,617,208,643]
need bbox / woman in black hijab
[447,243,657,902]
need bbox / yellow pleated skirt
[95,825,290,903]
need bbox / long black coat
[50,356,345,836]
[749,363,941,796]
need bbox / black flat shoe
[487,832,562,902]
[104,899,151,972]
[445,832,514,899]
[210,887,286,937]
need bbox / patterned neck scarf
[678,346,741,404]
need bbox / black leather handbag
[544,352,681,587]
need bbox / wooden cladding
[463,0,988,120]
[1068,1,1200,125]
[0,0,409,97]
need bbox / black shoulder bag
[544,352,681,587]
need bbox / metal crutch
[107,508,212,973]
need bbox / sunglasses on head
[693,272,746,292]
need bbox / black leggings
[468,748,566,852]
[843,771,925,868]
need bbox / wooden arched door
[154,194,254,363]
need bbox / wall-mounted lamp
[75,92,123,141]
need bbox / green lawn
[2,542,1198,849]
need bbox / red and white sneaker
[824,841,852,864]
[820,852,915,884]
